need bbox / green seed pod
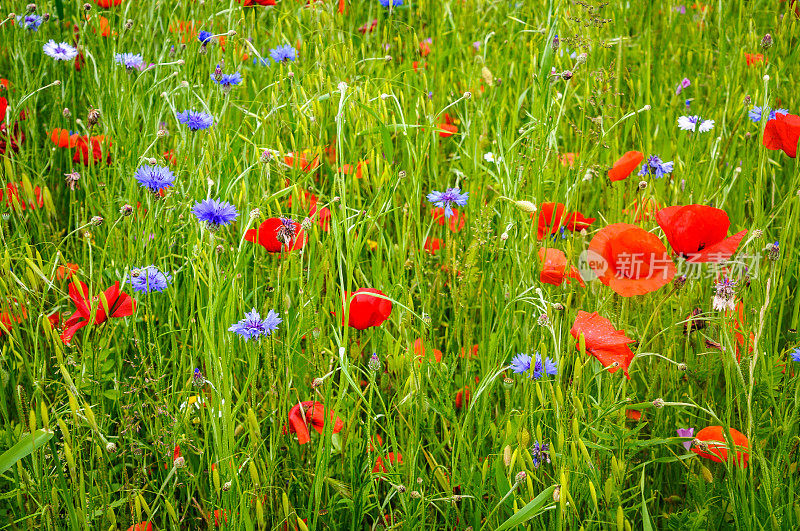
[282,491,290,519]
[256,498,265,529]
[67,391,78,421]
[64,443,76,480]
[213,466,221,496]
[589,481,598,512]
[296,516,309,531]
[247,408,260,438]
[29,409,37,434]
[50,486,59,514]
[83,403,98,431]
[578,439,591,467]
[165,499,178,524]
[57,417,71,447]
[616,505,624,531]
[249,460,260,487]
[571,417,580,440]
[574,396,584,419]
[40,402,50,429]
[107,507,116,527]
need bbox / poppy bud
[463,91,472,99]
[396,484,406,493]
[500,232,508,241]
[637,180,648,190]
[677,363,688,371]
[83,3,91,10]
[223,480,231,491]
[125,19,133,30]
[26,3,36,13]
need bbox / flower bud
[761,33,773,50]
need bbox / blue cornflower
[791,347,800,363]
[252,56,271,66]
[43,40,78,61]
[192,198,239,228]
[426,187,469,218]
[269,45,297,63]
[129,266,172,293]
[531,441,551,468]
[198,30,214,44]
[531,353,557,380]
[211,71,243,90]
[748,106,789,123]
[379,0,403,7]
[177,110,214,131]
[228,308,282,341]
[638,155,674,179]
[114,53,144,69]
[134,164,175,194]
[17,14,44,31]
[509,353,532,374]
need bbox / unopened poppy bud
[396,484,406,493]
[743,95,751,105]
[173,456,185,469]
[222,481,231,491]
[638,180,648,190]
[398,170,406,178]
[642,104,651,111]
[106,442,117,453]
[514,200,537,213]
[561,70,573,80]
[332,196,340,203]
[26,4,36,13]
[463,91,472,99]
[119,204,133,217]
[146,157,157,165]
[90,216,103,226]
[83,3,91,11]
[652,398,665,408]
[761,33,773,50]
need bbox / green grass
[1,0,800,529]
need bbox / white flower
[484,152,501,163]
[678,115,714,133]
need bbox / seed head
[652,398,665,409]
[90,216,103,226]
[105,442,117,453]
[119,204,134,217]
[87,108,101,127]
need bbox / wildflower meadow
[2,0,800,529]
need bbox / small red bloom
[563,211,596,232]
[60,281,136,344]
[242,0,276,5]
[73,135,112,165]
[245,218,306,254]
[126,523,153,531]
[49,128,79,148]
[372,451,403,473]
[538,248,585,287]
[625,409,642,422]
[287,401,344,445]
[424,237,443,255]
[358,19,378,34]
[744,53,765,66]
[284,150,320,172]
[431,207,466,232]
[343,288,392,330]
[454,386,471,410]
[95,0,123,6]
[560,152,578,167]
[459,344,479,358]
[588,223,676,296]
[608,151,645,182]
[570,310,637,378]
[56,263,80,280]
[438,113,458,137]
[534,202,565,239]
[692,425,749,467]
[214,509,229,527]
[656,205,747,263]
[1,182,43,211]
[412,338,442,363]
[0,304,27,336]
[763,112,800,158]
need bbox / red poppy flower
[126,523,153,531]
[459,344,479,358]
[56,263,80,280]
[625,409,642,422]
[309,203,331,231]
[560,152,577,167]
[343,288,392,330]
[454,386,471,410]
[570,310,636,378]
[692,425,749,467]
[431,207,466,232]
[358,19,378,34]
[242,0,276,5]
[588,223,676,296]
[563,211,596,232]
[0,97,25,156]
[438,113,458,137]
[726,301,754,360]
[744,53,765,66]
[1,182,43,210]
[284,150,320,172]
[73,135,112,165]
[419,40,432,57]
[214,509,229,527]
[0,79,8,90]
[49,128,79,148]
[656,205,747,263]
[372,451,403,473]
[533,202,565,239]
[287,401,344,445]
[538,248,585,287]
[763,112,800,158]
[95,15,112,37]
[339,160,368,179]
[164,444,181,470]
[424,237,443,254]
[60,281,136,344]
[95,0,123,6]
[608,151,644,182]
[0,305,27,336]
[412,61,428,73]
[412,338,442,363]
[245,218,306,254]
